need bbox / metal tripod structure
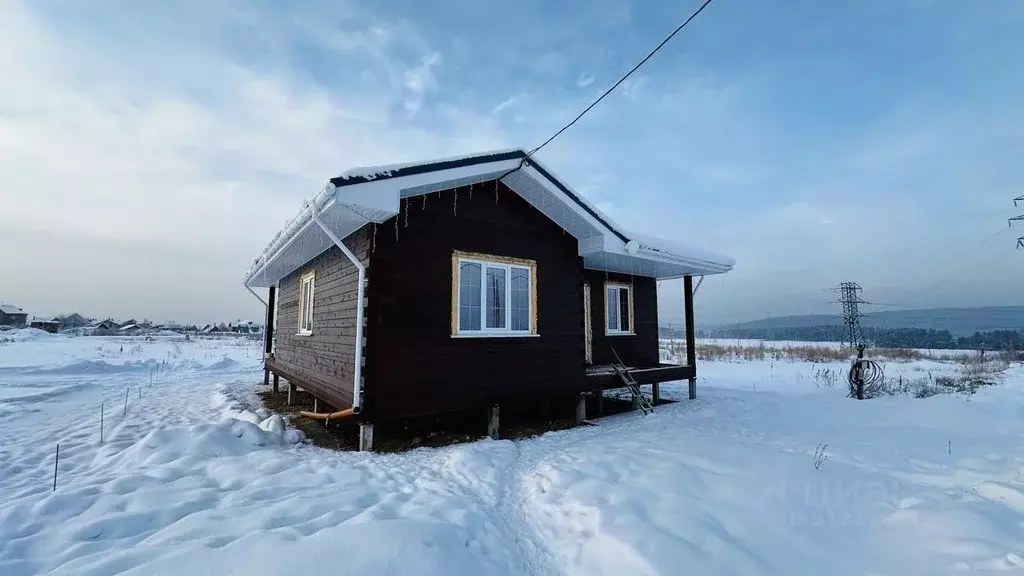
[831,282,869,348]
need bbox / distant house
[231,321,260,334]
[200,322,231,334]
[118,323,139,334]
[30,318,60,333]
[57,313,90,330]
[0,304,28,328]
[92,319,120,331]
[244,149,734,451]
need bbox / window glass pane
[619,287,630,332]
[607,287,619,331]
[307,281,314,329]
[300,280,311,331]
[510,267,529,331]
[485,267,507,329]
[307,281,314,330]
[459,262,481,331]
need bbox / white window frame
[297,270,315,336]
[605,282,633,336]
[453,252,537,338]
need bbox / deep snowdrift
[1,335,1023,575]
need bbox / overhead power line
[1010,195,1024,248]
[527,0,716,158]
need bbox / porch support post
[287,381,296,405]
[263,286,276,358]
[684,275,697,400]
[313,397,319,413]
[488,405,500,440]
[595,389,604,416]
[575,393,587,425]
[652,383,661,405]
[272,373,279,394]
[359,423,374,451]
[262,286,275,388]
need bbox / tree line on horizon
[677,325,1024,352]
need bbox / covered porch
[586,363,695,386]
[584,273,702,401]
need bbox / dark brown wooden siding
[584,271,660,367]
[362,181,586,421]
[273,227,371,410]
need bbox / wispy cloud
[619,75,650,99]
[491,93,527,116]
[2,0,1022,326]
[0,0,505,321]
[403,51,442,115]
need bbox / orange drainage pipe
[298,407,357,421]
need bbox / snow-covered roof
[332,149,523,183]
[0,304,25,315]
[245,149,734,287]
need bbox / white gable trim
[244,150,734,287]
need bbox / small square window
[298,271,315,335]
[605,283,632,335]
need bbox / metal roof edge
[329,150,527,188]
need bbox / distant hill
[706,306,1024,337]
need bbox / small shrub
[813,443,828,470]
[811,365,840,388]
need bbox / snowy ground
[2,330,1024,575]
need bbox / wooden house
[0,304,28,328]
[91,319,121,334]
[30,318,60,333]
[57,313,90,329]
[244,150,734,450]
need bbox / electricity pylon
[831,282,869,347]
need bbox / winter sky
[1,0,1022,325]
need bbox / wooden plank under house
[244,149,733,450]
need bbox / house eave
[244,149,735,286]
